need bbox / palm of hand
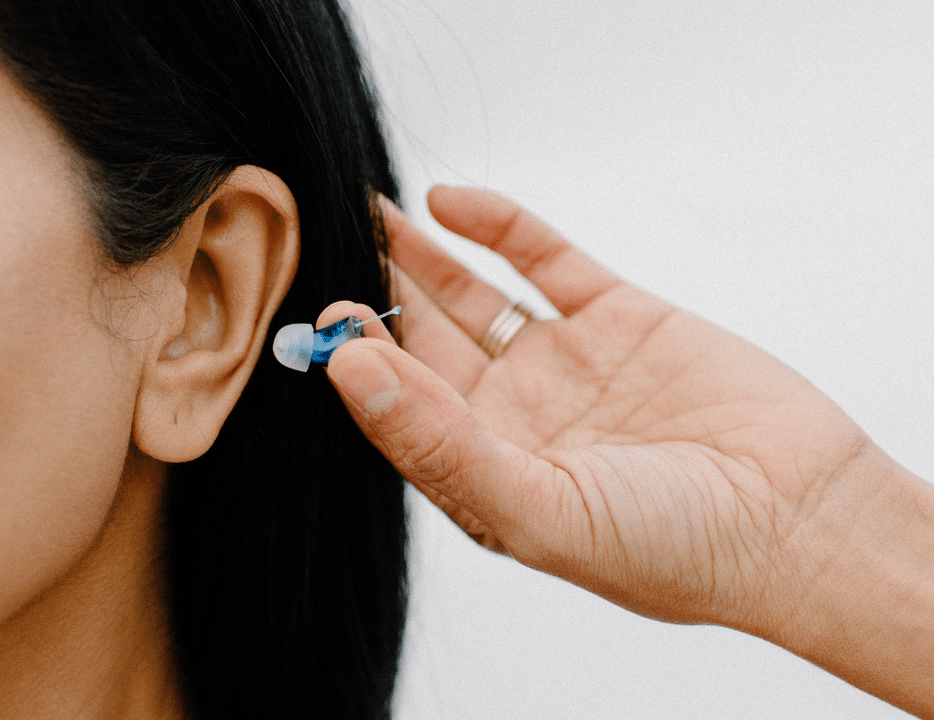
[386,187,868,626]
[471,282,865,621]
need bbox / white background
[349,1,934,717]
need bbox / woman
[3,1,931,719]
[0,0,406,717]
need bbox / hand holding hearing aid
[313,186,934,714]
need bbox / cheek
[0,223,142,621]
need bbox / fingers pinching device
[272,306,401,371]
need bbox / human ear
[132,165,300,463]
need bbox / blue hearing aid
[272,306,401,371]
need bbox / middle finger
[389,265,489,396]
[382,195,518,347]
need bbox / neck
[0,448,185,720]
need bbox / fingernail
[327,345,402,417]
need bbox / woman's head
[0,1,407,717]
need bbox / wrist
[752,443,934,718]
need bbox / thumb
[325,338,557,554]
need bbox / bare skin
[0,68,299,718]
[324,186,934,719]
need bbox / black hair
[0,1,407,718]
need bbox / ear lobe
[133,165,300,463]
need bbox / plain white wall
[348,1,934,717]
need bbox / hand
[321,186,875,631]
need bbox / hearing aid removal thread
[272,306,401,371]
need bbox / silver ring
[479,302,536,359]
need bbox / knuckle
[391,420,459,485]
[433,265,472,302]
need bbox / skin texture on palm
[323,186,934,717]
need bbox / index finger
[426,185,623,316]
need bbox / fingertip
[427,184,505,227]
[426,183,458,209]
[426,184,463,227]
[375,194,411,246]
[316,300,367,330]
[375,192,403,219]
[315,301,397,344]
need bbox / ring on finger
[479,301,536,359]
